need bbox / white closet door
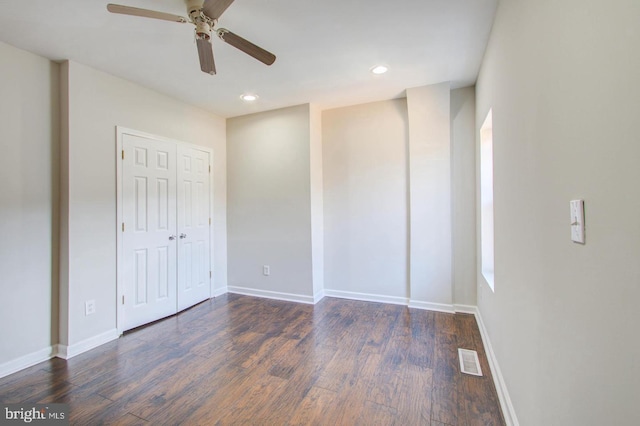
[176,146,211,311]
[122,134,178,330]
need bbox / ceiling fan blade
[107,4,188,23]
[217,29,276,66]
[196,38,216,75]
[202,0,235,20]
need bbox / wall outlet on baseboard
[85,300,96,316]
[263,265,270,276]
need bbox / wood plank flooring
[0,294,505,425]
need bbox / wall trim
[473,308,519,426]
[454,304,478,314]
[52,344,62,358]
[322,290,517,423]
[56,329,120,360]
[324,289,409,306]
[227,286,316,305]
[408,299,455,313]
[1,291,516,426]
[0,346,56,379]
[211,286,228,298]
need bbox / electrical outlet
[85,300,96,316]
[263,265,270,276]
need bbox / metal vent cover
[458,348,483,376]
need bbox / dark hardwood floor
[0,294,504,425]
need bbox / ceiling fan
[106,0,276,75]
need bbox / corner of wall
[450,86,478,307]
[58,60,70,347]
[309,104,324,296]
[406,82,453,306]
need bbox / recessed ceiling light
[370,65,389,75]
[241,93,258,102]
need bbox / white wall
[451,87,477,306]
[322,99,409,301]
[226,104,315,300]
[476,0,640,424]
[407,83,452,307]
[60,61,227,347]
[0,42,59,368]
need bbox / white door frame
[116,126,214,335]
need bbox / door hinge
[209,165,211,173]
[209,218,211,225]
[122,295,125,304]
[122,150,124,160]
[122,222,125,232]
[210,271,212,279]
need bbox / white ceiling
[0,0,497,118]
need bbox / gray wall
[476,0,640,424]
[451,87,477,306]
[321,91,476,308]
[227,105,315,300]
[407,83,452,307]
[60,61,227,348]
[1,51,228,370]
[0,42,59,367]
[323,99,409,301]
[309,105,324,298]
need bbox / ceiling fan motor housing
[186,0,212,39]
[186,0,205,16]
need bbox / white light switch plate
[570,199,585,244]
[85,300,96,315]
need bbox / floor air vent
[458,348,483,376]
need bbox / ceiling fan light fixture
[195,21,212,39]
[241,93,258,102]
[371,65,389,75]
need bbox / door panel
[177,146,211,311]
[134,249,148,305]
[123,134,178,330]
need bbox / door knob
[179,233,187,239]
[169,235,176,240]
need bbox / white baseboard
[473,308,519,426]
[454,304,478,314]
[52,344,63,358]
[56,328,120,360]
[204,283,516,425]
[408,299,455,313]
[0,291,515,426]
[0,346,56,379]
[321,291,515,424]
[211,286,228,298]
[227,286,316,304]
[324,289,409,306]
